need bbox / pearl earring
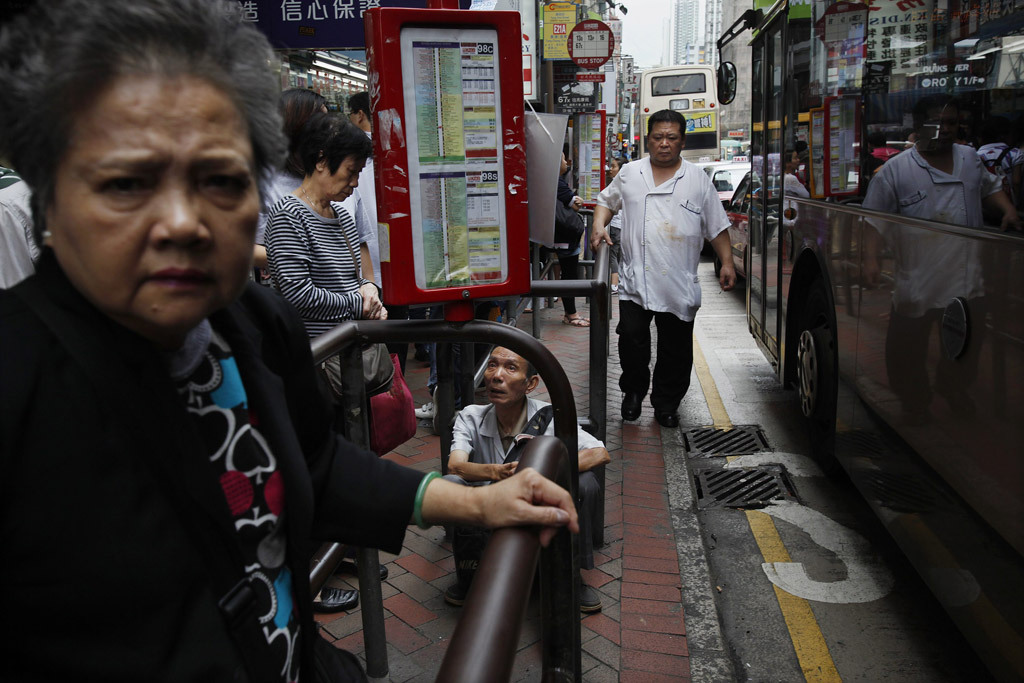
[41,229,52,244]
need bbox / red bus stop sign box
[364,8,529,308]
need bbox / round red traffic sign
[567,19,614,69]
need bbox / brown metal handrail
[436,435,571,683]
[308,319,584,681]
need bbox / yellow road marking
[692,334,732,428]
[693,335,842,682]
[746,510,843,682]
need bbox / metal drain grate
[683,426,769,456]
[693,465,796,509]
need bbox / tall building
[673,0,701,65]
[672,0,721,66]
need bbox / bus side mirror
[718,62,737,105]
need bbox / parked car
[718,171,754,279]
[700,161,750,205]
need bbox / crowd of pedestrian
[19,0,1024,679]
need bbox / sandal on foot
[562,316,590,327]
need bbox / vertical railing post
[460,340,476,412]
[338,344,389,680]
[531,242,542,339]
[436,341,455,477]
[588,245,609,546]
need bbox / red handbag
[369,353,417,456]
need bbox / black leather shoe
[621,393,642,421]
[655,410,679,428]
[335,559,388,582]
[579,580,602,613]
[444,581,468,607]
[313,587,359,613]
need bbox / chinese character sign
[238,0,469,49]
[567,20,614,68]
[543,2,577,59]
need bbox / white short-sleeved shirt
[862,144,998,316]
[342,132,380,283]
[597,157,730,321]
[0,180,37,288]
[451,398,604,466]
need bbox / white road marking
[725,451,824,478]
[759,500,895,604]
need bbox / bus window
[639,65,721,162]
[651,73,706,96]
[791,0,1024,227]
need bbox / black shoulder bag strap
[503,405,555,464]
[14,285,281,683]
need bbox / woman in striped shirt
[266,113,387,338]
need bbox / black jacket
[0,254,422,681]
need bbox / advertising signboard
[471,0,539,102]
[576,111,606,206]
[553,62,599,113]
[238,0,469,49]
[543,2,577,59]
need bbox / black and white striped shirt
[265,194,372,339]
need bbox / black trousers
[557,251,581,317]
[617,299,695,413]
[885,300,984,415]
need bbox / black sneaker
[444,581,468,607]
[579,581,602,613]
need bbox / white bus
[638,64,721,163]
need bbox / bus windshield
[639,65,720,162]
[651,73,707,96]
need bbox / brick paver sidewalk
[316,300,692,681]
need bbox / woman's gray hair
[0,0,287,243]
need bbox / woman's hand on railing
[420,468,579,547]
[480,467,579,546]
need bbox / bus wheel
[796,283,837,470]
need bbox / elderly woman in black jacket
[0,1,577,681]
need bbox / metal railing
[527,241,610,546]
[436,435,573,682]
[308,317,586,681]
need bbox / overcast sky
[618,0,672,69]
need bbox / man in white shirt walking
[592,110,737,428]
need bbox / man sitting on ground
[443,347,610,612]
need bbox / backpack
[553,200,585,246]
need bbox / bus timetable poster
[576,110,606,206]
[808,107,826,198]
[823,95,860,197]
[401,27,507,290]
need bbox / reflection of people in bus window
[783,149,809,198]
[860,95,1019,425]
[863,131,900,182]
[976,116,1023,209]
[862,95,1020,232]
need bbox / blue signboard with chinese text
[238,0,471,49]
